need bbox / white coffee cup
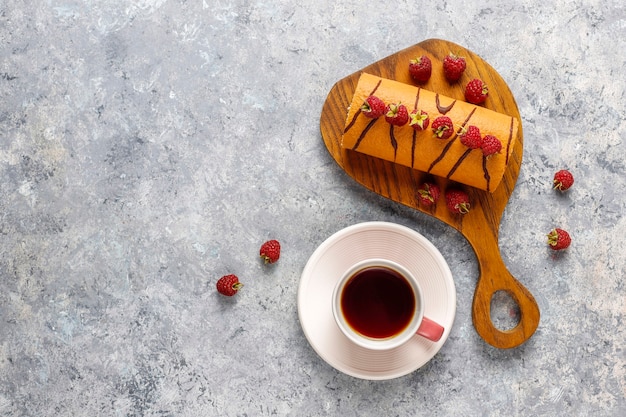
[332,258,444,350]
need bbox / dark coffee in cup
[340,266,416,339]
[332,259,444,350]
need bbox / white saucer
[297,221,456,380]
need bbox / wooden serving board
[320,38,539,349]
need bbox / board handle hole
[490,290,520,331]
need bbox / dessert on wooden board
[341,73,520,192]
[321,39,541,349]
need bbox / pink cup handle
[417,316,445,342]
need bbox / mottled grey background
[1,0,624,416]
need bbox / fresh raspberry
[409,55,432,83]
[547,228,571,250]
[443,52,466,82]
[465,78,489,104]
[361,95,386,119]
[260,239,281,264]
[459,125,482,149]
[409,109,430,131]
[481,135,502,156]
[417,182,440,206]
[445,189,470,214]
[431,116,454,139]
[385,103,409,126]
[216,274,243,296]
[553,169,574,191]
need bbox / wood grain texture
[320,38,540,349]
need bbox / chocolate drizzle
[344,79,382,133]
[351,118,379,151]
[505,116,514,165]
[427,138,454,173]
[411,88,422,168]
[482,155,491,192]
[389,124,398,160]
[411,130,417,168]
[428,108,477,173]
[414,88,421,109]
[436,94,456,114]
[447,148,472,179]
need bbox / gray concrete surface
[1,0,624,415]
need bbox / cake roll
[341,73,519,192]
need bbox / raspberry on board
[443,52,466,82]
[409,55,432,83]
[465,78,488,104]
[417,182,440,206]
[445,189,470,214]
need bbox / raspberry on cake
[431,116,454,139]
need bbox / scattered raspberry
[260,239,281,264]
[459,125,482,149]
[409,109,430,131]
[547,228,571,250]
[385,102,409,126]
[445,189,470,214]
[443,52,466,82]
[465,78,488,104]
[553,169,574,191]
[216,274,243,296]
[481,135,502,156]
[409,55,432,83]
[431,116,454,139]
[417,182,440,206]
[361,95,386,119]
